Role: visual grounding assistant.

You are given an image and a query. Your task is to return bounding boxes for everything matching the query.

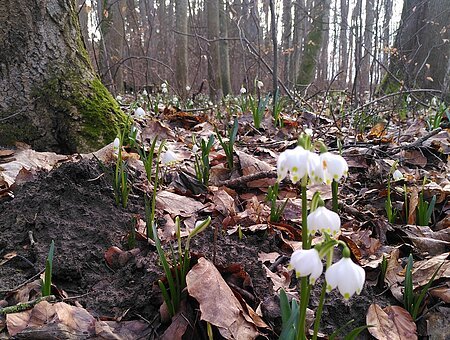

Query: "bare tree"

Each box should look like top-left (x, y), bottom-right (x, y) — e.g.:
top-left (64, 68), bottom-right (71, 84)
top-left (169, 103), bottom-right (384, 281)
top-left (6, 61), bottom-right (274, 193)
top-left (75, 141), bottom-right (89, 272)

top-left (206, 0), bottom-right (222, 101)
top-left (219, 0), bottom-right (232, 96)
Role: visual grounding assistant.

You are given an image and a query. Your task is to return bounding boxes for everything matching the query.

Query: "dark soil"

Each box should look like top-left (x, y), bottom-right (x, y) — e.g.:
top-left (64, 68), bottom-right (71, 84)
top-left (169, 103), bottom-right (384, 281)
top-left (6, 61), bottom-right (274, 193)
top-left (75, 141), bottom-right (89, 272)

top-left (0, 159), bottom-right (392, 338)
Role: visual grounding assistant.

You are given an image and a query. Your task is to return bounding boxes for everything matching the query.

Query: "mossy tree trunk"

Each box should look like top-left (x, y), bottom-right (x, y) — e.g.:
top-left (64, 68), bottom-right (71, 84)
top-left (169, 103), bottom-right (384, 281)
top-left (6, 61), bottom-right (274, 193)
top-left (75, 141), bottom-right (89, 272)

top-left (296, 0), bottom-right (330, 92)
top-left (0, 0), bottom-right (124, 153)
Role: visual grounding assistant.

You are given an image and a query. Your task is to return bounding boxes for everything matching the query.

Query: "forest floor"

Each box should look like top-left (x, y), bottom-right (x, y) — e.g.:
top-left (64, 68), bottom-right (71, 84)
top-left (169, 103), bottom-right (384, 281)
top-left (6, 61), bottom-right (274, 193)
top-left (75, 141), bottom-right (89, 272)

top-left (0, 96), bottom-right (449, 339)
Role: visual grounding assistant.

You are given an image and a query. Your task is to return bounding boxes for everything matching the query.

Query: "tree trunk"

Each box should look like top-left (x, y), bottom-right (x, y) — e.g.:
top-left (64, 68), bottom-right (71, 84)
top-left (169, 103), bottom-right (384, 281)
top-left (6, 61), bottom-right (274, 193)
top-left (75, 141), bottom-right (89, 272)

top-left (381, 0), bottom-right (450, 100)
top-left (339, 0), bottom-right (349, 87)
top-left (206, 0), bottom-right (222, 101)
top-left (0, 0), bottom-right (124, 153)
top-left (282, 0), bottom-right (292, 85)
top-left (296, 0), bottom-right (329, 92)
top-left (219, 0), bottom-right (232, 96)
top-left (175, 0), bottom-right (188, 97)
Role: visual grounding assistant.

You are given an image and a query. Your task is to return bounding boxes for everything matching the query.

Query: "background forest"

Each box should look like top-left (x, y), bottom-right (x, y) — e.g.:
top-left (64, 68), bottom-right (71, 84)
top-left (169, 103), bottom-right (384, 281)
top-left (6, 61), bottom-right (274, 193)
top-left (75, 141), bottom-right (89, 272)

top-left (78, 0), bottom-right (449, 103)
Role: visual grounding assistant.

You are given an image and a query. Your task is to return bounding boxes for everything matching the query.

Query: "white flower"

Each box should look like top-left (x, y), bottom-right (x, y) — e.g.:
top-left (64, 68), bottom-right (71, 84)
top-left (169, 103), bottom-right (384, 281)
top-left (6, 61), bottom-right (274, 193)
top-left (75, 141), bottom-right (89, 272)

top-left (304, 128), bottom-right (313, 136)
top-left (186, 86), bottom-right (191, 91)
top-left (161, 87), bottom-right (168, 94)
top-left (319, 152), bottom-right (348, 184)
top-left (134, 107), bottom-right (145, 118)
top-left (158, 103), bottom-right (165, 111)
top-left (161, 150), bottom-right (178, 165)
top-left (289, 248), bottom-right (323, 284)
top-left (392, 169), bottom-right (404, 181)
top-left (116, 95), bottom-right (123, 102)
top-left (161, 83), bottom-right (167, 88)
top-left (306, 152), bottom-right (322, 183)
top-left (142, 89), bottom-right (148, 96)
top-left (325, 257), bottom-right (365, 300)
top-left (277, 146), bottom-right (310, 183)
top-left (240, 87), bottom-right (247, 94)
top-left (113, 137), bottom-right (120, 155)
top-left (257, 80), bottom-right (263, 89)
top-left (172, 96), bottom-right (179, 104)
top-left (307, 206), bottom-right (341, 235)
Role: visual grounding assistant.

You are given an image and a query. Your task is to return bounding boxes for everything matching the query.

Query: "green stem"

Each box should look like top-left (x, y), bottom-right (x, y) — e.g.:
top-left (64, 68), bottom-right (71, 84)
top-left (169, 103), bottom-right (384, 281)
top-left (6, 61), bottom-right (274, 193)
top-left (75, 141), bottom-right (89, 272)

top-left (312, 283), bottom-right (327, 340)
top-left (332, 180), bottom-right (339, 213)
top-left (297, 181), bottom-right (310, 340)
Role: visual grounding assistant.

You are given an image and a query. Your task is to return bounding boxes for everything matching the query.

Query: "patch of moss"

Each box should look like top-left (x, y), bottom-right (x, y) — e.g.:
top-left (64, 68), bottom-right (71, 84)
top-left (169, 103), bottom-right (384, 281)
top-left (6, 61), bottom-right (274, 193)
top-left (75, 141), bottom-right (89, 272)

top-left (31, 68), bottom-right (125, 153)
top-left (76, 77), bottom-right (125, 151)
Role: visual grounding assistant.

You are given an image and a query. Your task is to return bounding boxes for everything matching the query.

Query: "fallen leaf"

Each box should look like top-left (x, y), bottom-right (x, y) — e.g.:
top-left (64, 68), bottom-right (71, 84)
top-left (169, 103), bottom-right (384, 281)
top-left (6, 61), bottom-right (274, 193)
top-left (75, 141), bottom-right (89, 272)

top-left (411, 252), bottom-right (450, 289)
top-left (366, 303), bottom-right (417, 340)
top-left (156, 190), bottom-right (204, 217)
top-left (408, 187), bottom-right (419, 225)
top-left (186, 257), bottom-right (259, 339)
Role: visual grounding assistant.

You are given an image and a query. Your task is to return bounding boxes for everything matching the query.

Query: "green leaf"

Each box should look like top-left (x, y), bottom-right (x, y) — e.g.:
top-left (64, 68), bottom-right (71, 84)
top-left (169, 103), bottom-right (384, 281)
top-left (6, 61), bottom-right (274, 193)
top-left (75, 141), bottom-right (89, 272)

top-left (42, 240), bottom-right (55, 297)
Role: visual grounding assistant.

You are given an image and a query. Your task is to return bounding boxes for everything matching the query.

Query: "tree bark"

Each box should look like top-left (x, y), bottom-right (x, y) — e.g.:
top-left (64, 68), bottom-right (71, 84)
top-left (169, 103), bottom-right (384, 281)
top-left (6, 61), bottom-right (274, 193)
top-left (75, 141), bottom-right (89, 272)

top-left (206, 0), bottom-right (222, 101)
top-left (219, 0), bottom-right (231, 96)
top-left (175, 0), bottom-right (188, 97)
top-left (0, 0), bottom-right (124, 153)
top-left (380, 0), bottom-right (450, 100)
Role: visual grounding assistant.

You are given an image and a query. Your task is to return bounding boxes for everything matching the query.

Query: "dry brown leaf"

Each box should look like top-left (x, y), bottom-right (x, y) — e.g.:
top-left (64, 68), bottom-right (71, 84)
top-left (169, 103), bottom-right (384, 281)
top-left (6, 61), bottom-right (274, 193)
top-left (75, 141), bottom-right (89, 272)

top-left (211, 188), bottom-right (237, 216)
top-left (258, 252), bottom-right (281, 264)
top-left (408, 187), bottom-right (419, 225)
top-left (0, 148), bottom-right (67, 187)
top-left (366, 304), bottom-right (417, 340)
top-left (186, 257), bottom-right (259, 339)
top-left (7, 301), bottom-right (96, 337)
top-left (236, 151), bottom-right (273, 176)
top-left (263, 264), bottom-right (292, 293)
top-left (367, 122), bottom-right (387, 139)
top-left (430, 283), bottom-right (450, 303)
top-left (411, 252), bottom-right (450, 289)
top-left (384, 248), bottom-right (404, 301)
top-left (422, 308), bottom-right (450, 339)
top-left (401, 149), bottom-right (427, 167)
top-left (156, 190), bottom-right (204, 217)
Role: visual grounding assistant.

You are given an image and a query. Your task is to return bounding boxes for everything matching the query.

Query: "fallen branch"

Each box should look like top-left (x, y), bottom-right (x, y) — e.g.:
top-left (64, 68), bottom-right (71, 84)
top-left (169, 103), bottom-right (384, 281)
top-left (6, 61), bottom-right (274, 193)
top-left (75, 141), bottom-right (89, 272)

top-left (388, 127), bottom-right (443, 155)
top-left (0, 295), bottom-right (56, 315)
top-left (216, 170), bottom-right (276, 188)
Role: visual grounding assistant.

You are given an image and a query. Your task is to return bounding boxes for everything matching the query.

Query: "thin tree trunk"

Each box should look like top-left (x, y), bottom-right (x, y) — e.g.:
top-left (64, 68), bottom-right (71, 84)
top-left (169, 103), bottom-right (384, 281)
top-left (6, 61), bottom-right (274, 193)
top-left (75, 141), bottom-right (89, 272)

top-left (206, 0), bottom-right (222, 101)
top-left (219, 0), bottom-right (231, 96)
top-left (175, 0), bottom-right (188, 97)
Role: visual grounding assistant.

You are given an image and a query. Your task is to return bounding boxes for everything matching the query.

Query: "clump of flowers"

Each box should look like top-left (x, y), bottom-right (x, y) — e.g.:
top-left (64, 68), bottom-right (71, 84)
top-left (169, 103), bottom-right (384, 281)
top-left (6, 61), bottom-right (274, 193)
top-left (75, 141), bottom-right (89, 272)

top-left (278, 132), bottom-right (366, 339)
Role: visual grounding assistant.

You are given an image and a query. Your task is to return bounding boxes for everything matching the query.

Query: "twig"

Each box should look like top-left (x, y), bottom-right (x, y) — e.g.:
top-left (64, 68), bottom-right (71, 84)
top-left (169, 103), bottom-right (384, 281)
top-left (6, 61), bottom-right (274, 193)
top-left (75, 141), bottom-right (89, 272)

top-left (388, 127), bottom-right (442, 155)
top-left (216, 170), bottom-right (276, 188)
top-left (0, 269), bottom-right (45, 293)
top-left (0, 295), bottom-right (56, 315)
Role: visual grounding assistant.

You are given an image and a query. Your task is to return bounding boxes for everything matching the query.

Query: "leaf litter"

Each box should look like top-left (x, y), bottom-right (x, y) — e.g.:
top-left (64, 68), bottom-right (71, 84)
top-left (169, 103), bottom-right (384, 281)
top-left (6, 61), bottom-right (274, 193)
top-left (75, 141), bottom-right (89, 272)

top-left (0, 100), bottom-right (449, 339)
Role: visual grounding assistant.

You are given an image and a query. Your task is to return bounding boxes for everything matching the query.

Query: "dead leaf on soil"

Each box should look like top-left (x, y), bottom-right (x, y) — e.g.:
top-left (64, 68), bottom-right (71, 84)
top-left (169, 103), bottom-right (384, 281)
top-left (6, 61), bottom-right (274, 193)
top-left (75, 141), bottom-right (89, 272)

top-left (408, 186), bottom-right (419, 224)
top-left (401, 149), bottom-right (427, 167)
top-left (411, 252), bottom-right (450, 290)
top-left (186, 257), bottom-right (259, 339)
top-left (258, 252), bottom-right (281, 264)
top-left (211, 187), bottom-right (237, 216)
top-left (156, 190), bottom-right (204, 217)
top-left (366, 304), bottom-right (417, 340)
top-left (263, 264), bottom-right (292, 293)
top-left (384, 248), bottom-right (404, 301)
top-left (430, 283), bottom-right (450, 303)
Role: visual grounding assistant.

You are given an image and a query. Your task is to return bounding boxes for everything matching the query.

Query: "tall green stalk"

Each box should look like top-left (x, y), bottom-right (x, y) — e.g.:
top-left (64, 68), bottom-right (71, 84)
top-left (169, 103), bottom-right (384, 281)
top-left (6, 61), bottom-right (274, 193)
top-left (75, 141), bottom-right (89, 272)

top-left (332, 180), bottom-right (339, 213)
top-left (297, 179), bottom-right (310, 340)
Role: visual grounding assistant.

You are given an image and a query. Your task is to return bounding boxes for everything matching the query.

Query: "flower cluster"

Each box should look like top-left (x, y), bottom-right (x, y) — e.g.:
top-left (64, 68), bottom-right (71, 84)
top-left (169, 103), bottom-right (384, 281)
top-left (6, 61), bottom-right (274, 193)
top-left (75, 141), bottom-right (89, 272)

top-left (277, 146), bottom-right (348, 185)
top-left (278, 139), bottom-right (365, 300)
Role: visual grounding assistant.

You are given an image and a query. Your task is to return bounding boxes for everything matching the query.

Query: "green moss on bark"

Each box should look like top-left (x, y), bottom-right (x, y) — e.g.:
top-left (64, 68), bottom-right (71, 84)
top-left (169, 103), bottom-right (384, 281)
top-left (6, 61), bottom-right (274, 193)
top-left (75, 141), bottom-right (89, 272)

top-left (31, 69), bottom-right (125, 153)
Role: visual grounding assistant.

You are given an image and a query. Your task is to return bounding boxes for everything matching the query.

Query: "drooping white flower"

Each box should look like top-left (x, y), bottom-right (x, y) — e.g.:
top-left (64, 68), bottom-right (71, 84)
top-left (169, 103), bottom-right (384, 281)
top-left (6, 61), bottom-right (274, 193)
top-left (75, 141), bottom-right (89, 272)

top-left (307, 206), bottom-right (341, 236)
top-left (289, 248), bottom-right (323, 284)
top-left (134, 107), bottom-right (145, 119)
top-left (172, 96), bottom-right (179, 104)
top-left (142, 89), bottom-right (148, 96)
top-left (161, 87), bottom-right (168, 94)
top-left (186, 85), bottom-right (191, 91)
top-left (161, 149), bottom-right (178, 165)
top-left (319, 152), bottom-right (348, 184)
top-left (257, 80), bottom-right (264, 89)
top-left (116, 95), bottom-right (123, 102)
top-left (277, 146), bottom-right (309, 183)
top-left (158, 102), bottom-right (165, 111)
top-left (113, 137), bottom-right (120, 155)
top-left (161, 83), bottom-right (167, 89)
top-left (325, 257), bottom-right (365, 300)
top-left (306, 151), bottom-right (322, 183)
top-left (240, 87), bottom-right (247, 94)
top-left (392, 169), bottom-right (404, 181)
